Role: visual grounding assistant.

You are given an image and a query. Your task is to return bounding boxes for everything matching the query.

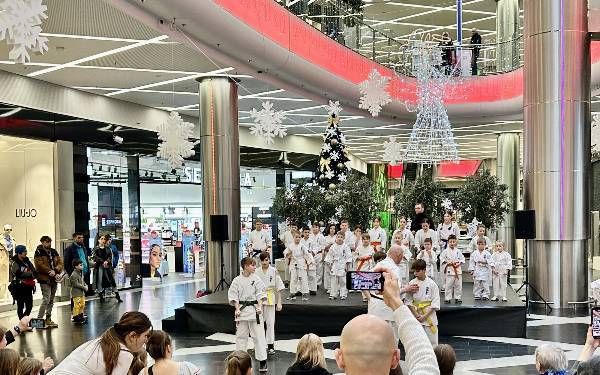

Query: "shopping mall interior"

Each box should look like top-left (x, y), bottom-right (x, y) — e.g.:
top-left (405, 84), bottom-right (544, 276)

top-left (0, 0), bottom-right (599, 374)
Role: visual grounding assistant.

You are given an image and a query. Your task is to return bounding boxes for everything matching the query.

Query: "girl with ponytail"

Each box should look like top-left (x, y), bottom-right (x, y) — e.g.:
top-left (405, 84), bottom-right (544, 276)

top-left (50, 311), bottom-right (152, 374)
top-left (225, 350), bottom-right (252, 375)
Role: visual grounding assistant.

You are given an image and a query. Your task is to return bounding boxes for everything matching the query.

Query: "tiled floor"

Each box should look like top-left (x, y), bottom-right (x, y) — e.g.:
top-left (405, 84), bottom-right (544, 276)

top-left (0, 273), bottom-right (595, 375)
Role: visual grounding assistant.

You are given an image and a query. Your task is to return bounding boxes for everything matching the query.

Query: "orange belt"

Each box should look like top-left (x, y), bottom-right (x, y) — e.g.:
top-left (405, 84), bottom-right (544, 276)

top-left (357, 256), bottom-right (372, 271)
top-left (370, 241), bottom-right (381, 247)
top-left (444, 263), bottom-right (460, 280)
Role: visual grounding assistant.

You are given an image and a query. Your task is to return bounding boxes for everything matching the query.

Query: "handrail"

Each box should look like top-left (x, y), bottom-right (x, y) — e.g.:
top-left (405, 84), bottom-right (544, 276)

top-left (276, 0), bottom-right (524, 78)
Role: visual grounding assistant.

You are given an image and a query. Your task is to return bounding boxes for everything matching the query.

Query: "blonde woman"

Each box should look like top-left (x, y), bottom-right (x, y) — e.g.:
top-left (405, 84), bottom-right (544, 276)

top-left (18, 357), bottom-right (54, 375)
top-left (286, 333), bottom-right (331, 375)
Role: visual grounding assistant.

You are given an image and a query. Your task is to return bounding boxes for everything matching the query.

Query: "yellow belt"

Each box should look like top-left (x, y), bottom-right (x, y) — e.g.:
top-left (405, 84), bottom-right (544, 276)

top-left (265, 287), bottom-right (277, 305)
top-left (412, 300), bottom-right (438, 334)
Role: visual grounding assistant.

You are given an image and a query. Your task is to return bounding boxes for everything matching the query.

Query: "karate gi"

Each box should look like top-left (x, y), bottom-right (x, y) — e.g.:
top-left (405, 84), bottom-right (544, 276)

top-left (256, 266), bottom-right (285, 346)
top-left (228, 273), bottom-right (268, 361)
top-left (307, 232), bottom-right (326, 287)
top-left (392, 228), bottom-right (414, 248)
top-left (468, 235), bottom-right (492, 253)
top-left (491, 250), bottom-right (512, 299)
top-left (416, 249), bottom-right (438, 281)
top-left (284, 243), bottom-right (312, 295)
top-left (323, 235), bottom-right (336, 292)
top-left (354, 244), bottom-right (374, 271)
top-left (248, 229), bottom-right (270, 258)
top-left (301, 238), bottom-right (318, 293)
top-left (414, 229), bottom-right (440, 253)
top-left (368, 257), bottom-right (402, 342)
top-left (325, 243), bottom-right (352, 299)
top-left (397, 246), bottom-right (413, 285)
top-left (437, 222), bottom-right (460, 250)
top-left (469, 249), bottom-right (493, 299)
top-left (404, 276), bottom-right (440, 346)
top-left (368, 227), bottom-right (388, 250)
top-left (280, 230), bottom-right (295, 283)
top-left (440, 247), bottom-right (465, 301)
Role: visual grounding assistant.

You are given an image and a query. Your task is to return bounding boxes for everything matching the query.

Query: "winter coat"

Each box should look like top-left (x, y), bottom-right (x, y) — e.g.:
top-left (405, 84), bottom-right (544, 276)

top-left (69, 269), bottom-right (86, 298)
top-left (285, 362), bottom-right (332, 375)
top-left (34, 245), bottom-right (64, 284)
top-left (93, 246), bottom-right (112, 270)
top-left (10, 255), bottom-right (37, 289)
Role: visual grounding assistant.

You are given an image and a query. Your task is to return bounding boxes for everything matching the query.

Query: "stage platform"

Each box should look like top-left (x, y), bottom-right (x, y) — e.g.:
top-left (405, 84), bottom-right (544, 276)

top-left (163, 282), bottom-right (526, 338)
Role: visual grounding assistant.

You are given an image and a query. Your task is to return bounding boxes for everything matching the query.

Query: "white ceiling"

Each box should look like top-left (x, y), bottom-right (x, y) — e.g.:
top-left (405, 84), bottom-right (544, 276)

top-left (0, 0), bottom-right (529, 163)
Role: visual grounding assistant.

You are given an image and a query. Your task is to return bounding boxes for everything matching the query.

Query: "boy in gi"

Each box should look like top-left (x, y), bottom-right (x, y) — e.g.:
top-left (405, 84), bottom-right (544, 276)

top-left (416, 237), bottom-right (438, 282)
top-left (228, 257), bottom-right (268, 372)
top-left (355, 233), bottom-right (375, 302)
top-left (491, 240), bottom-right (512, 301)
top-left (325, 231), bottom-right (352, 300)
top-left (256, 252), bottom-right (284, 355)
top-left (368, 216), bottom-right (388, 252)
top-left (440, 234), bottom-right (465, 304)
top-left (301, 227), bottom-right (318, 295)
top-left (468, 224), bottom-right (492, 253)
top-left (308, 223), bottom-right (326, 289)
top-left (405, 259), bottom-right (440, 346)
top-left (469, 238), bottom-right (493, 300)
top-left (284, 230), bottom-right (313, 301)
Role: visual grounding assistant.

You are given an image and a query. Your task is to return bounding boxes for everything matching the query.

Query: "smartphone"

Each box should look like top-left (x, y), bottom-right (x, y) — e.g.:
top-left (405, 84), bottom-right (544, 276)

top-left (29, 318), bottom-right (45, 329)
top-left (592, 307), bottom-right (600, 339)
top-left (346, 271), bottom-right (384, 291)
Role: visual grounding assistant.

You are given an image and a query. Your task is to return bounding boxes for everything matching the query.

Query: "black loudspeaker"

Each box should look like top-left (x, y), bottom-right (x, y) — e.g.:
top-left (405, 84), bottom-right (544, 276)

top-left (515, 210), bottom-right (536, 239)
top-left (210, 215), bottom-right (229, 241)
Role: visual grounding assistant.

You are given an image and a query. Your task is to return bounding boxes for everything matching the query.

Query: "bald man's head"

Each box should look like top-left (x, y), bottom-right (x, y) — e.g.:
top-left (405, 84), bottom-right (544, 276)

top-left (387, 245), bottom-right (403, 264)
top-left (335, 314), bottom-right (400, 375)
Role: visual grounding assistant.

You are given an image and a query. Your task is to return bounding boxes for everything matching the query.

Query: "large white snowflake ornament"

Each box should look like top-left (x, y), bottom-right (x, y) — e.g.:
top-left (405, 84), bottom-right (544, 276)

top-left (157, 111), bottom-right (197, 170)
top-left (359, 69), bottom-right (392, 117)
top-left (249, 101), bottom-right (287, 145)
top-left (0, 0), bottom-right (49, 63)
top-left (441, 198), bottom-right (453, 211)
top-left (325, 100), bottom-right (343, 117)
top-left (382, 136), bottom-right (403, 166)
top-left (467, 217), bottom-right (481, 238)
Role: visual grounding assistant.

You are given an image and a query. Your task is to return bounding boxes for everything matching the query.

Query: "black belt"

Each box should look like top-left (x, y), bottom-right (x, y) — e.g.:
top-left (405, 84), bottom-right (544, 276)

top-left (240, 300), bottom-right (260, 324)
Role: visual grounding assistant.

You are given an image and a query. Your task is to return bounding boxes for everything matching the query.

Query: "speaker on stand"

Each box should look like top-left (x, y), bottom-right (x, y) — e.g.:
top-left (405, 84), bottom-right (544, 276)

top-left (210, 215), bottom-right (229, 292)
top-left (514, 210), bottom-right (552, 312)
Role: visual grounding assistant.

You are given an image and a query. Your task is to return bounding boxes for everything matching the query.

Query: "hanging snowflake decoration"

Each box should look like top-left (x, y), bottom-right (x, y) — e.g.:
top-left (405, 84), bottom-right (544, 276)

top-left (325, 100), bottom-right (343, 117)
top-left (328, 216), bottom-right (339, 225)
top-left (0, 0), bottom-right (49, 63)
top-left (249, 101), bottom-right (287, 144)
top-left (382, 136), bottom-right (403, 166)
top-left (335, 206), bottom-right (343, 218)
top-left (156, 111), bottom-right (197, 169)
top-left (359, 69), bottom-right (392, 117)
top-left (467, 217), bottom-right (481, 238)
top-left (441, 198), bottom-right (453, 211)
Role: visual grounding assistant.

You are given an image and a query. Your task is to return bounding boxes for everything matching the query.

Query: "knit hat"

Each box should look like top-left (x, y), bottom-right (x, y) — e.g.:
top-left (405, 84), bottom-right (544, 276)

top-left (15, 245), bottom-right (27, 254)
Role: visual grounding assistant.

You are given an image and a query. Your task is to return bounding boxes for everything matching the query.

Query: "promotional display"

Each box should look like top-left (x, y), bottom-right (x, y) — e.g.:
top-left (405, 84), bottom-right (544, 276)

top-left (182, 231), bottom-right (195, 276)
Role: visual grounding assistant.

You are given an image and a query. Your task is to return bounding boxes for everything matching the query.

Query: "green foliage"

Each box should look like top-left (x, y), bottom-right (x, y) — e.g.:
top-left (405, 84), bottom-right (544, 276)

top-left (336, 173), bottom-right (379, 229)
top-left (372, 167), bottom-right (387, 212)
top-left (272, 179), bottom-right (330, 227)
top-left (393, 170), bottom-right (446, 224)
top-left (451, 169), bottom-right (510, 230)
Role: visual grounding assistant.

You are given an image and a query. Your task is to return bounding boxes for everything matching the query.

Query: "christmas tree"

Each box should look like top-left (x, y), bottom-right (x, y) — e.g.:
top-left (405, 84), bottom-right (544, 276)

top-left (315, 101), bottom-right (351, 190)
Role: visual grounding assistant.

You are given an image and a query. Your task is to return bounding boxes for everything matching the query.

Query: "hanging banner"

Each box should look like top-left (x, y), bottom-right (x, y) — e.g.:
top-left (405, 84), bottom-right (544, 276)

top-left (182, 231), bottom-right (195, 276)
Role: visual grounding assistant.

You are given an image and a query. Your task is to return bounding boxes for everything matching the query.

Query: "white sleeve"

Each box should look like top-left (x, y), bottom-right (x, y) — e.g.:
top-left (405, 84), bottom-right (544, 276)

top-left (393, 307), bottom-right (440, 375)
top-left (468, 238), bottom-right (476, 252)
top-left (276, 274), bottom-right (285, 291)
top-left (255, 278), bottom-right (267, 301)
top-left (382, 229), bottom-right (388, 249)
top-left (430, 282), bottom-right (441, 310)
top-left (453, 223), bottom-right (460, 238)
top-left (227, 278), bottom-right (239, 305)
top-left (468, 254), bottom-right (475, 271)
top-left (414, 231), bottom-right (421, 249)
top-left (458, 251), bottom-right (466, 264)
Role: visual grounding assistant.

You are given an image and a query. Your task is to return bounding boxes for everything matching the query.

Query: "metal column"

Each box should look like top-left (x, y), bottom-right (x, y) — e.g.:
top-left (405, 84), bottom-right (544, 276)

top-left (497, 132), bottom-right (519, 258)
top-left (523, 0), bottom-right (590, 306)
top-left (496, 0), bottom-right (521, 71)
top-left (198, 77), bottom-right (241, 291)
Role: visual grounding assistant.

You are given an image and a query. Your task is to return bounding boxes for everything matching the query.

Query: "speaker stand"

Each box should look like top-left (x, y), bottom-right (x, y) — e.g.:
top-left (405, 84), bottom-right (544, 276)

top-left (515, 239), bottom-right (553, 313)
top-left (213, 240), bottom-right (229, 292)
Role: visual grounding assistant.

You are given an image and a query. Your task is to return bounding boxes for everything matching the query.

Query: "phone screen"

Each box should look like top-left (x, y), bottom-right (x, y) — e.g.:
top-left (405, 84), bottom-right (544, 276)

top-left (29, 318), bottom-right (45, 329)
top-left (346, 271), bottom-right (384, 291)
top-left (592, 308), bottom-right (600, 339)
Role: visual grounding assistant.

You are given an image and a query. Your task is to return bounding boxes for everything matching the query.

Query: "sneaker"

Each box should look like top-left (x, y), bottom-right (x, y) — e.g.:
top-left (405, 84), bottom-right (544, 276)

top-left (490, 296), bottom-right (499, 301)
top-left (309, 291), bottom-right (317, 296)
top-left (455, 299), bottom-right (462, 304)
top-left (45, 318), bottom-right (58, 328)
top-left (287, 295), bottom-right (296, 301)
top-left (474, 296), bottom-right (481, 300)
top-left (328, 296), bottom-right (335, 300)
top-left (268, 344), bottom-right (275, 355)
top-left (301, 295), bottom-right (308, 301)
top-left (502, 297), bottom-right (508, 302)
top-left (482, 296), bottom-right (489, 301)
top-left (259, 360), bottom-right (268, 372)
top-left (295, 291), bottom-right (302, 297)
top-left (444, 299), bottom-right (452, 304)
top-left (340, 296), bottom-right (347, 300)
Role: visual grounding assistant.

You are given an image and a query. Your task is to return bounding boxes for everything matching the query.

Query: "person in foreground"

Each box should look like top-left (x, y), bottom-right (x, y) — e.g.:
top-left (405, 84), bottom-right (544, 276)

top-left (224, 350), bottom-right (252, 375)
top-left (139, 330), bottom-right (200, 375)
top-left (535, 344), bottom-right (567, 375)
top-left (569, 326), bottom-right (600, 375)
top-left (49, 311), bottom-right (151, 374)
top-left (286, 333), bottom-right (331, 375)
top-left (334, 264), bottom-right (440, 375)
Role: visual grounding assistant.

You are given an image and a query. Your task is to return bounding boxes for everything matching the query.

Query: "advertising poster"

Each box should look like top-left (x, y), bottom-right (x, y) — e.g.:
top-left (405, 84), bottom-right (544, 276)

top-left (182, 231), bottom-right (195, 276)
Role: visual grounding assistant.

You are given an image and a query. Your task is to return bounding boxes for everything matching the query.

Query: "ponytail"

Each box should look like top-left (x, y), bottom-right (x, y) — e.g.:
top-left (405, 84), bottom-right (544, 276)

top-left (225, 350), bottom-right (251, 375)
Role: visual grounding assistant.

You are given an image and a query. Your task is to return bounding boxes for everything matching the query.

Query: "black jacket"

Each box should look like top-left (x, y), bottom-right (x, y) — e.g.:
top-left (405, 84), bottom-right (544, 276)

top-left (285, 362), bottom-right (331, 375)
top-left (411, 212), bottom-right (434, 232)
top-left (64, 242), bottom-right (90, 275)
top-left (470, 32), bottom-right (482, 54)
top-left (93, 246), bottom-right (112, 269)
top-left (10, 255), bottom-right (37, 286)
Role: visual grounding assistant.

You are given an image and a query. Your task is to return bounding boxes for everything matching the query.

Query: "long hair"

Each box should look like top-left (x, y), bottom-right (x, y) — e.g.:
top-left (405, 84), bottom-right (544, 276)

top-left (225, 350), bottom-right (251, 375)
top-left (17, 357), bottom-right (42, 375)
top-left (294, 333), bottom-right (327, 369)
top-left (0, 348), bottom-right (20, 375)
top-left (99, 312), bottom-right (152, 374)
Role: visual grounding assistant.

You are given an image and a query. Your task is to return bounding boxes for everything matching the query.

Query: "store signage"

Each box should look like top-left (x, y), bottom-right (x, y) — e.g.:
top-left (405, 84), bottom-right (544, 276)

top-left (183, 167), bottom-right (202, 183)
top-left (15, 208), bottom-right (37, 218)
top-left (102, 218), bottom-right (122, 226)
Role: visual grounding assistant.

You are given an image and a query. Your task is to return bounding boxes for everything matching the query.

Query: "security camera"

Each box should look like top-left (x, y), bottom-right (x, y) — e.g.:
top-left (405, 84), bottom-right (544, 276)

top-left (113, 135), bottom-right (124, 144)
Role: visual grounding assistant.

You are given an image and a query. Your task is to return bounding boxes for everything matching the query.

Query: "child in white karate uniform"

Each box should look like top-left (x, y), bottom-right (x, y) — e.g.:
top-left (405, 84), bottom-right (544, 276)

top-left (323, 224), bottom-right (337, 294)
top-left (437, 211), bottom-right (460, 251)
top-left (308, 223), bottom-right (326, 290)
top-left (301, 227), bottom-right (318, 295)
top-left (440, 234), bottom-right (465, 304)
top-left (284, 230), bottom-right (313, 301)
top-left (416, 237), bottom-right (438, 282)
top-left (368, 216), bottom-right (387, 252)
top-left (491, 240), bottom-right (513, 301)
top-left (468, 224), bottom-right (492, 253)
top-left (469, 238), bottom-right (493, 300)
top-left (405, 259), bottom-right (441, 346)
top-left (256, 252), bottom-right (284, 355)
top-left (280, 223), bottom-right (298, 285)
top-left (354, 233), bottom-right (375, 302)
top-left (414, 219), bottom-right (440, 255)
top-left (392, 216), bottom-right (414, 248)
top-left (392, 233), bottom-right (412, 285)
top-left (228, 257), bottom-right (268, 372)
top-left (325, 231), bottom-right (352, 300)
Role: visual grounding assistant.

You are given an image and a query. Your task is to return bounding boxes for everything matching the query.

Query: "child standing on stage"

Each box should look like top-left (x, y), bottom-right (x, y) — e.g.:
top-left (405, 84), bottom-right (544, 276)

top-left (301, 227), bottom-right (318, 296)
top-left (248, 219), bottom-right (271, 259)
top-left (368, 216), bottom-right (387, 252)
top-left (405, 259), bottom-right (441, 346)
top-left (308, 223), bottom-right (326, 290)
top-left (440, 234), bottom-right (465, 304)
top-left (416, 237), bottom-right (438, 282)
top-left (325, 231), bottom-right (352, 300)
top-left (414, 219), bottom-right (440, 254)
top-left (393, 216), bottom-right (414, 249)
top-left (284, 230), bottom-right (313, 301)
top-left (491, 241), bottom-right (512, 302)
top-left (256, 252), bottom-right (284, 355)
top-left (280, 223), bottom-right (298, 286)
top-left (392, 233), bottom-right (412, 285)
top-left (437, 211), bottom-right (460, 251)
top-left (468, 224), bottom-right (492, 253)
top-left (228, 257), bottom-right (268, 373)
top-left (355, 233), bottom-right (375, 302)
top-left (323, 224), bottom-right (337, 294)
top-left (469, 238), bottom-right (493, 300)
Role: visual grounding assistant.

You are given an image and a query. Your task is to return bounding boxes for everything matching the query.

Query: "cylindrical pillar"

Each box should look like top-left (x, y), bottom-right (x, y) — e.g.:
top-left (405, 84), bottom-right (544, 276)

top-left (496, 132), bottom-right (519, 258)
top-left (198, 77), bottom-right (241, 291)
top-left (523, 0), bottom-right (590, 306)
top-left (496, 0), bottom-right (520, 72)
